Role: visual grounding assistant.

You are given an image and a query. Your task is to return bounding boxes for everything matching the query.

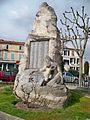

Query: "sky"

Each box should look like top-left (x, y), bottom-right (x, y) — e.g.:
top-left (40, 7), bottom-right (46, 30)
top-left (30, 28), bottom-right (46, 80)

top-left (0, 0), bottom-right (90, 61)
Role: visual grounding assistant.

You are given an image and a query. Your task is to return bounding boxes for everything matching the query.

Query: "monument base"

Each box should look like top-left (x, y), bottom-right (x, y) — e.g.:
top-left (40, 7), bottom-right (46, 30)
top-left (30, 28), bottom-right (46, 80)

top-left (14, 69), bottom-right (68, 109)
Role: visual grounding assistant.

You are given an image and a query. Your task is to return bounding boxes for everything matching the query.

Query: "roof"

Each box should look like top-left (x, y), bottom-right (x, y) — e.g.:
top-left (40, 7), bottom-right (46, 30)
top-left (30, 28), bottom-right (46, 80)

top-left (0, 39), bottom-right (25, 45)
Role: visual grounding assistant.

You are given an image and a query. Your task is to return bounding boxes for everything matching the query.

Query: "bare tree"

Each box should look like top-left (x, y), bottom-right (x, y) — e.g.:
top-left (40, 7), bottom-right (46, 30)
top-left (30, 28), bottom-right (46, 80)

top-left (60, 6), bottom-right (90, 86)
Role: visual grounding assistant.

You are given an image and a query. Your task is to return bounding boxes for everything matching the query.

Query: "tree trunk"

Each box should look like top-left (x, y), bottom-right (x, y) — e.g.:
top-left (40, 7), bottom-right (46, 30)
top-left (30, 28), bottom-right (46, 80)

top-left (79, 56), bottom-right (83, 87)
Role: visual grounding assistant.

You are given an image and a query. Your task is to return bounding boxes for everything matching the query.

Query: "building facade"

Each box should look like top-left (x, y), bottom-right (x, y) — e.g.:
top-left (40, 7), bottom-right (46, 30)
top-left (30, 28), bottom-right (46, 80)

top-left (0, 39), bottom-right (84, 72)
top-left (62, 47), bottom-right (80, 71)
top-left (0, 39), bottom-right (25, 71)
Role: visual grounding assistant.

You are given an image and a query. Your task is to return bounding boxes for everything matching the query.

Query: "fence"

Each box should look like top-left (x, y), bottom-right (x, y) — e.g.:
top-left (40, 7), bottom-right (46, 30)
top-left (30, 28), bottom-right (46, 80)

top-left (65, 80), bottom-right (90, 89)
top-left (81, 80), bottom-right (90, 88)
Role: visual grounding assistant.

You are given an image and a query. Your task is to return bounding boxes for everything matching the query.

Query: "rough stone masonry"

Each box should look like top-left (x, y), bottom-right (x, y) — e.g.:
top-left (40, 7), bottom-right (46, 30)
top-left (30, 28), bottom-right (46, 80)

top-left (14, 2), bottom-right (68, 109)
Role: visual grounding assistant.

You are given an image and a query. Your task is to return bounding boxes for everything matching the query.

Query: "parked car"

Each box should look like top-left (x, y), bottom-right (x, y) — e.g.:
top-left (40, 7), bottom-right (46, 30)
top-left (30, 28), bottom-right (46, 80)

top-left (63, 72), bottom-right (79, 83)
top-left (0, 70), bottom-right (17, 82)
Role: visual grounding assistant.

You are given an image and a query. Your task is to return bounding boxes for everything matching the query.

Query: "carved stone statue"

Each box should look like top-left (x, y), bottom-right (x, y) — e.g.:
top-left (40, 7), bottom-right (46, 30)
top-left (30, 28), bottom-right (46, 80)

top-left (39, 55), bottom-right (62, 86)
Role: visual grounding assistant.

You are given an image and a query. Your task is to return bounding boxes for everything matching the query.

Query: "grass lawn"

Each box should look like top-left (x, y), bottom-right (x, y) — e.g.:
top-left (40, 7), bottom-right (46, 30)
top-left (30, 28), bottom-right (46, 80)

top-left (0, 84), bottom-right (90, 120)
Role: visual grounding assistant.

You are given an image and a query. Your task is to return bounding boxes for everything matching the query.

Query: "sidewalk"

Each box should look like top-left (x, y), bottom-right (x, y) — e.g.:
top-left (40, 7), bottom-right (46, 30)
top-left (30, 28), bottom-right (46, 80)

top-left (0, 112), bottom-right (24, 120)
top-left (65, 84), bottom-right (78, 89)
top-left (65, 83), bottom-right (90, 90)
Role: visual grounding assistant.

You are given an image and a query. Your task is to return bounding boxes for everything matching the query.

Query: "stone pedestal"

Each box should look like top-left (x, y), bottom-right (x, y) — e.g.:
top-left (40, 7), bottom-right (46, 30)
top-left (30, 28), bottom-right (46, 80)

top-left (14, 69), bottom-right (67, 109)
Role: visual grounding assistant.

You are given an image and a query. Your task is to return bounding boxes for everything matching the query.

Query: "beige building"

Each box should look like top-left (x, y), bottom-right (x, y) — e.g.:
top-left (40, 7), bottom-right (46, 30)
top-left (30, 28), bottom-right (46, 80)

top-left (0, 39), bottom-right (25, 71)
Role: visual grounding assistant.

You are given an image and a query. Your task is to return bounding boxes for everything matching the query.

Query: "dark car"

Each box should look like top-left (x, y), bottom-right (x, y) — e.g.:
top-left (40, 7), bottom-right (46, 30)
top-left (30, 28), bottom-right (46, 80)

top-left (0, 70), bottom-right (17, 82)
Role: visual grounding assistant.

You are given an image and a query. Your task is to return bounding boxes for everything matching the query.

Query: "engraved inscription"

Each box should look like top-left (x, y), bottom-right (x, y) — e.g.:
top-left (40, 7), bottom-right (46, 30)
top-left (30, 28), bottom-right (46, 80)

top-left (30, 41), bottom-right (49, 69)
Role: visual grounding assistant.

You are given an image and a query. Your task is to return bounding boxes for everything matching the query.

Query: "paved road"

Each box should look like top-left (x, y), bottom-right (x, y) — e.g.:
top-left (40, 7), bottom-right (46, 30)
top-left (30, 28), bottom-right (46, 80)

top-left (0, 112), bottom-right (24, 120)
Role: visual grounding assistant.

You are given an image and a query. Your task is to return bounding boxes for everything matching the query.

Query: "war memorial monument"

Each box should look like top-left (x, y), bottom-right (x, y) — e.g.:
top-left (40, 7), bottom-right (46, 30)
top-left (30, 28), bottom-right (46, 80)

top-left (14, 2), bottom-right (68, 109)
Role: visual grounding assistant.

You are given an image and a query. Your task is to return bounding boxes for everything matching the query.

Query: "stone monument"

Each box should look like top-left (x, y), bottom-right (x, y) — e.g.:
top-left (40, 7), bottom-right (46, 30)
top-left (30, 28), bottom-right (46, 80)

top-left (14, 2), bottom-right (67, 109)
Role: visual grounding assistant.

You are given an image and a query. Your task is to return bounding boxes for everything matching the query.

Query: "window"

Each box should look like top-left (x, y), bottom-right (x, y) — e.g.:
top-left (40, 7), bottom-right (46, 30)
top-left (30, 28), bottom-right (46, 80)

top-left (4, 52), bottom-right (8, 60)
top-left (76, 67), bottom-right (79, 71)
top-left (77, 58), bottom-right (79, 64)
top-left (68, 51), bottom-right (70, 56)
top-left (71, 50), bottom-right (74, 56)
top-left (64, 50), bottom-right (67, 55)
top-left (64, 60), bottom-right (69, 65)
top-left (6, 45), bottom-right (9, 49)
top-left (64, 50), bottom-right (70, 56)
top-left (11, 53), bottom-right (14, 60)
top-left (70, 58), bottom-right (75, 64)
top-left (70, 67), bottom-right (75, 70)
top-left (19, 46), bottom-right (22, 50)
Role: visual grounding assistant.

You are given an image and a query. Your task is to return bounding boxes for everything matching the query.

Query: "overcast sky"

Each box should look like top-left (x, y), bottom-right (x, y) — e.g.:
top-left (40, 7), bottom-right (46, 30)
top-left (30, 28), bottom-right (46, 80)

top-left (0, 0), bottom-right (90, 61)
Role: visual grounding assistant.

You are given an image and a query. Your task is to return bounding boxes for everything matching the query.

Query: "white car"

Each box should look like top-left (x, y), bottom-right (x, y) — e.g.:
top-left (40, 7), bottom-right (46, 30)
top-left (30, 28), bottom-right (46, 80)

top-left (63, 72), bottom-right (79, 83)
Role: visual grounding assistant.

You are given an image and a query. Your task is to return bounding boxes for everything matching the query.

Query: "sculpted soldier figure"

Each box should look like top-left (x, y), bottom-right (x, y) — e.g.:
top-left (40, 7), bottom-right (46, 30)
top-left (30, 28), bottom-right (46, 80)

top-left (40, 55), bottom-right (63, 86)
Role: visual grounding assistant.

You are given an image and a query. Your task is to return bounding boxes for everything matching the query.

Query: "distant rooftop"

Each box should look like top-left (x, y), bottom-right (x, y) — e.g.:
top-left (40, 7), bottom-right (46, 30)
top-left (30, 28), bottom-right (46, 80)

top-left (0, 39), bottom-right (25, 45)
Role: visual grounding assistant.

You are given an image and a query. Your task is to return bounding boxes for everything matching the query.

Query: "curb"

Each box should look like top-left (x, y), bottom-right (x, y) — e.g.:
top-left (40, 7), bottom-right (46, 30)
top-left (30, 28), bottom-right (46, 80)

top-left (0, 111), bottom-right (24, 120)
